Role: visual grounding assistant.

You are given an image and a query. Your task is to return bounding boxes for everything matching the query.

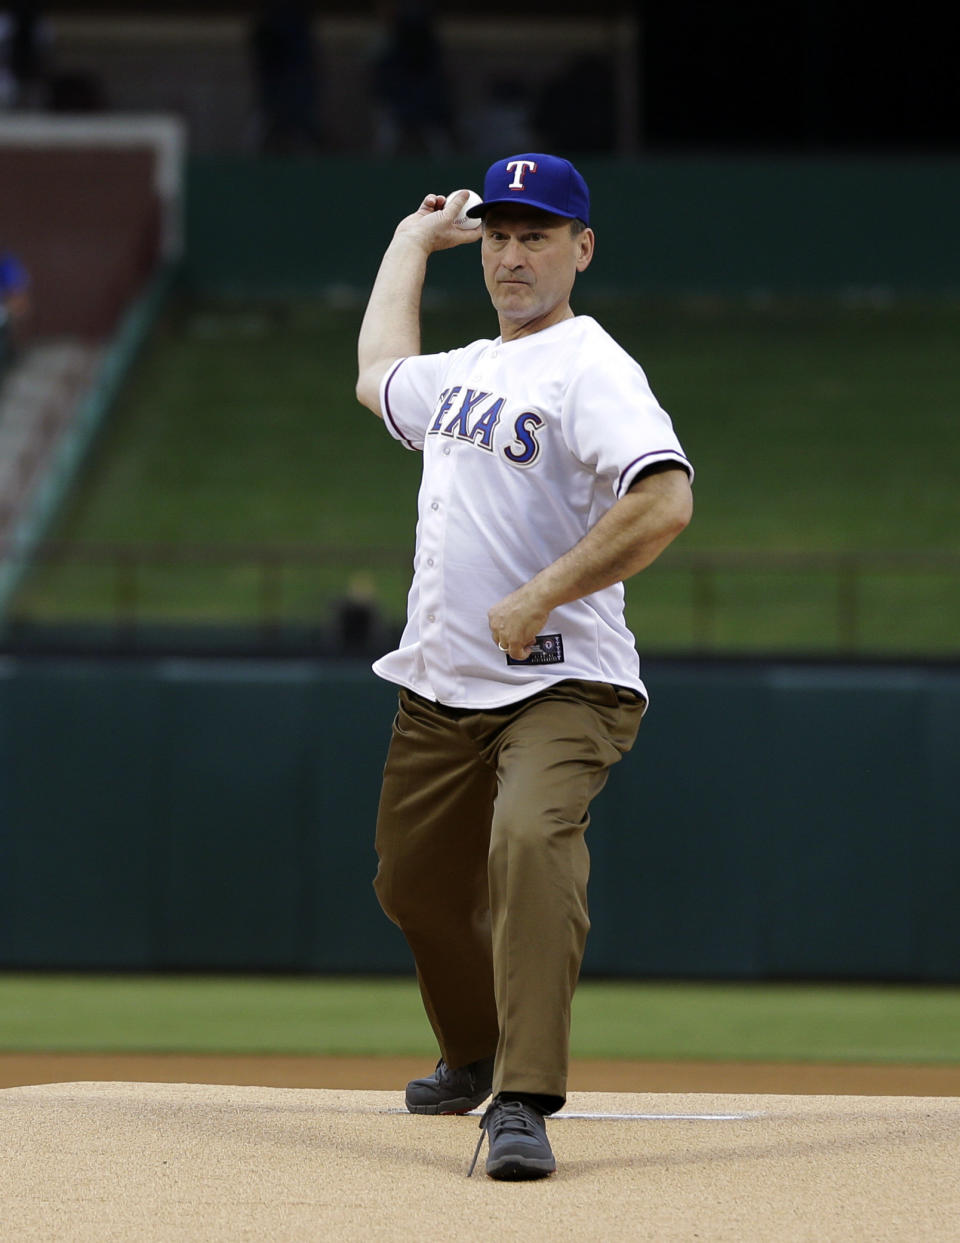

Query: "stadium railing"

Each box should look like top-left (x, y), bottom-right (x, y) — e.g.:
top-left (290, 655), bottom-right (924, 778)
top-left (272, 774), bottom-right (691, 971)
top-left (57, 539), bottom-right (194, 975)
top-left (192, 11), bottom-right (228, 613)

top-left (2, 541), bottom-right (958, 659)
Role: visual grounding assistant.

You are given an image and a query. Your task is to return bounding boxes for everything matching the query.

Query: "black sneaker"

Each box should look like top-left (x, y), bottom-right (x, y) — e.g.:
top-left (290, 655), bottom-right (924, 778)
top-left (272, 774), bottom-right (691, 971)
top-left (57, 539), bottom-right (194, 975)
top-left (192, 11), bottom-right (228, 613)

top-left (405, 1056), bottom-right (495, 1115)
top-left (469, 1096), bottom-right (556, 1180)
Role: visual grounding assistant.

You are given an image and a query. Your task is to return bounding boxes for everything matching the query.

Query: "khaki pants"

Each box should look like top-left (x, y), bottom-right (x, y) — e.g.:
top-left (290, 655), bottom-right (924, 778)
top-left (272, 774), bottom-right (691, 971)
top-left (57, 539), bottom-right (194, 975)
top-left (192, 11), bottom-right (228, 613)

top-left (373, 679), bottom-right (645, 1109)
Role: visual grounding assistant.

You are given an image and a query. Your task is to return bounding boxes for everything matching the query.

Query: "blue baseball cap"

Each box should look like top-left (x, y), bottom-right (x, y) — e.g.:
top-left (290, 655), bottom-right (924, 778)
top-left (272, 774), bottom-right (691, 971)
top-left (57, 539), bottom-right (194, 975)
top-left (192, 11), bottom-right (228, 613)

top-left (466, 153), bottom-right (590, 226)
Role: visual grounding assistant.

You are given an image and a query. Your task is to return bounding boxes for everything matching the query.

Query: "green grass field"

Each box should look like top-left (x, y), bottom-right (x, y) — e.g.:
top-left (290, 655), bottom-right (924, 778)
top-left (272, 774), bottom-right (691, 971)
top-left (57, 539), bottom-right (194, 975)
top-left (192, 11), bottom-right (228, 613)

top-left (11, 296), bottom-right (960, 653)
top-left (2, 975), bottom-right (960, 1065)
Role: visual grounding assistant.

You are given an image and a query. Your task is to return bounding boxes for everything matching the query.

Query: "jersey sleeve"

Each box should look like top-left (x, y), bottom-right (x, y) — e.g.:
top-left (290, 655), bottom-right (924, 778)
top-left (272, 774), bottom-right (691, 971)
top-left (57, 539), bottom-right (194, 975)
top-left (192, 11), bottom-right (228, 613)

top-left (378, 352), bottom-right (450, 452)
top-left (561, 342), bottom-right (693, 497)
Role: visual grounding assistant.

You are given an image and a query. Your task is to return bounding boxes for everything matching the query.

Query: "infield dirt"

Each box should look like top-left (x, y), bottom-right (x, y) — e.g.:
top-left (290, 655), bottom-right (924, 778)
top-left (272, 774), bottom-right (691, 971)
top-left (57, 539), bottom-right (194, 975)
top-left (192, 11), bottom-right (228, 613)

top-left (2, 1080), bottom-right (958, 1241)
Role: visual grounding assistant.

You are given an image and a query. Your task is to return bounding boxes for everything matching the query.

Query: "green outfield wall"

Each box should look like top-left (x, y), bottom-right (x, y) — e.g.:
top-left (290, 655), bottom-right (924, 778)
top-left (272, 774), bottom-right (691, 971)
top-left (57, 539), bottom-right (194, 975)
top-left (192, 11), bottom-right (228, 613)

top-left (1, 657), bottom-right (958, 980)
top-left (183, 155), bottom-right (960, 299)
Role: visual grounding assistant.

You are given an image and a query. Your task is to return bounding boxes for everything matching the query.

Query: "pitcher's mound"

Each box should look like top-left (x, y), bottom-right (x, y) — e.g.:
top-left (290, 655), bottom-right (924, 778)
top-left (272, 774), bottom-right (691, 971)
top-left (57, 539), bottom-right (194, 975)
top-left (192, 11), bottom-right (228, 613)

top-left (1, 1082), bottom-right (957, 1241)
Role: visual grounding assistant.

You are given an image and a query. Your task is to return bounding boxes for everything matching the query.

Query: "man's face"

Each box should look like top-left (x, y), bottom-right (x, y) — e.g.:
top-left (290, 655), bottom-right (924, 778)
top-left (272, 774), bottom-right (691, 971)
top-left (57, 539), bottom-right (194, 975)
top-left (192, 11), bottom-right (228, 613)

top-left (480, 206), bottom-right (594, 334)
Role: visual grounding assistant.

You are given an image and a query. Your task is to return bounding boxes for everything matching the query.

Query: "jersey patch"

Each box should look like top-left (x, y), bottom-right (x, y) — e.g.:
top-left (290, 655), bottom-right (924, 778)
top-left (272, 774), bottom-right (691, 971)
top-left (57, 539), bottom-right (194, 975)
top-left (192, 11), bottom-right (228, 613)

top-left (506, 633), bottom-right (565, 666)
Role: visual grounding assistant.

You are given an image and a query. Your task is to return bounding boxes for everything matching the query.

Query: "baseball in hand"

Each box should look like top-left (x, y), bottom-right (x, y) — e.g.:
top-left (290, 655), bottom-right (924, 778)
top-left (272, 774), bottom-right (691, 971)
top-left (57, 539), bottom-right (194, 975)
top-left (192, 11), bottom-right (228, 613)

top-left (450, 189), bottom-right (483, 230)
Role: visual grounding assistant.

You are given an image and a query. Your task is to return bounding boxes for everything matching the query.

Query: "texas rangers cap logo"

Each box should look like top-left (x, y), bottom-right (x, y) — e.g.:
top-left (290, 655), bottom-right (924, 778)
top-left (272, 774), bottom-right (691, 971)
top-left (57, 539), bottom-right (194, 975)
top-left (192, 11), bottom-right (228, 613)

top-left (505, 159), bottom-right (538, 190)
top-left (466, 153), bottom-right (591, 225)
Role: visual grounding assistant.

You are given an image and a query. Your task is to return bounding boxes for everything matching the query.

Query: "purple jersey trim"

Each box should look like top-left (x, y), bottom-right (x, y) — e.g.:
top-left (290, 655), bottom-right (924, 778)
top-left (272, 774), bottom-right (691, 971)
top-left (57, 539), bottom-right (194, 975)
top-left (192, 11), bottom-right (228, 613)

top-left (617, 451), bottom-right (692, 496)
top-left (382, 358), bottom-right (421, 452)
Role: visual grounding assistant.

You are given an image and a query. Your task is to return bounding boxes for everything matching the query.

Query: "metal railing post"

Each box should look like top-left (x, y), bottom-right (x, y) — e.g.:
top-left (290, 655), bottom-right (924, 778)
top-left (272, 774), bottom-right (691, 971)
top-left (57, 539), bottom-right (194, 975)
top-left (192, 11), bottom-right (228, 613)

top-left (692, 559), bottom-right (715, 650)
top-left (837, 554), bottom-right (859, 652)
top-left (259, 555), bottom-right (282, 641)
top-left (114, 547), bottom-right (139, 640)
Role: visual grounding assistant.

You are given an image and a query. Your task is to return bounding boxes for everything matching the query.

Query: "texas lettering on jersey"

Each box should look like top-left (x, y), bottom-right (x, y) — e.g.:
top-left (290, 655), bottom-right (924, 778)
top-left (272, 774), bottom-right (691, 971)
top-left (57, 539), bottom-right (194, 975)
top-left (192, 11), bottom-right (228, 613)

top-left (427, 385), bottom-right (543, 467)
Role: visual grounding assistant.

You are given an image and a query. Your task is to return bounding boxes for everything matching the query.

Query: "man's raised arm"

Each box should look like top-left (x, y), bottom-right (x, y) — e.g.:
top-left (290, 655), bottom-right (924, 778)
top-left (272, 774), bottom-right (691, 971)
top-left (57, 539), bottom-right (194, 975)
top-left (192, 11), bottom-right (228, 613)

top-left (356, 190), bottom-right (480, 417)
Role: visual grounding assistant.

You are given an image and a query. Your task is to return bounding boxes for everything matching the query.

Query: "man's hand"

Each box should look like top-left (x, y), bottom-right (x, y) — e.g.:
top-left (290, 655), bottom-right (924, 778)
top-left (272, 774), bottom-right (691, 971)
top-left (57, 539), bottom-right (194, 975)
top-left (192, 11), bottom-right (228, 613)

top-left (393, 190), bottom-right (483, 255)
top-left (488, 583), bottom-right (551, 661)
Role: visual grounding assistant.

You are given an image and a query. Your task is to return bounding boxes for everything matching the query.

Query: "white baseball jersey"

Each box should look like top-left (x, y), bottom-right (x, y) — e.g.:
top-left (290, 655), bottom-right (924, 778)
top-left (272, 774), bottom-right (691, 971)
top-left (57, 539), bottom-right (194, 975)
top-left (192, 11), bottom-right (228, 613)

top-left (373, 315), bottom-right (693, 709)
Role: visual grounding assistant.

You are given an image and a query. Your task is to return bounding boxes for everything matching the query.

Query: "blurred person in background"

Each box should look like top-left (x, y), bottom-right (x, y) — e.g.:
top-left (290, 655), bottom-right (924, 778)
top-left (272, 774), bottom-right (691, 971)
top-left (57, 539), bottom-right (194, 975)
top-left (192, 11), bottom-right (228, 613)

top-left (532, 53), bottom-right (617, 154)
top-left (0, 1), bottom-right (52, 111)
top-left (369, 2), bottom-right (455, 156)
top-left (249, 0), bottom-right (324, 154)
top-left (466, 76), bottom-right (536, 156)
top-left (0, 246), bottom-right (31, 373)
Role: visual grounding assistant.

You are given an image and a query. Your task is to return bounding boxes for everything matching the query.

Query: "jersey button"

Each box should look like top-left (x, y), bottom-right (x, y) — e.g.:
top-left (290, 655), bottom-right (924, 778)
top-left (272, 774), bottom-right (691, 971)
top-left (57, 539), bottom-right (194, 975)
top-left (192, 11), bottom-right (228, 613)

top-left (427, 558), bottom-right (435, 567)
top-left (427, 613), bottom-right (436, 622)
top-left (430, 501), bottom-right (439, 510)
top-left (443, 446), bottom-right (451, 455)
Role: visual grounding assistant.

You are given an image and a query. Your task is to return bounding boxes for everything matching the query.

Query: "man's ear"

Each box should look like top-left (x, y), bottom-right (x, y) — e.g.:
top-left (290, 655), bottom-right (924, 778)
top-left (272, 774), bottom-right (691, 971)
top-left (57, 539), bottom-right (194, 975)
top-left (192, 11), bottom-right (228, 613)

top-left (576, 228), bottom-right (595, 272)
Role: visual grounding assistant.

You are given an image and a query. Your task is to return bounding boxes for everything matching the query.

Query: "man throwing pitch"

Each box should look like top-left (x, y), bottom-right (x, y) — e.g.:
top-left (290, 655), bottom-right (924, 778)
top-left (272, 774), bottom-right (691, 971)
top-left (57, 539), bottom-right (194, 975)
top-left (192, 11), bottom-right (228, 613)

top-left (355, 154), bottom-right (693, 1180)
